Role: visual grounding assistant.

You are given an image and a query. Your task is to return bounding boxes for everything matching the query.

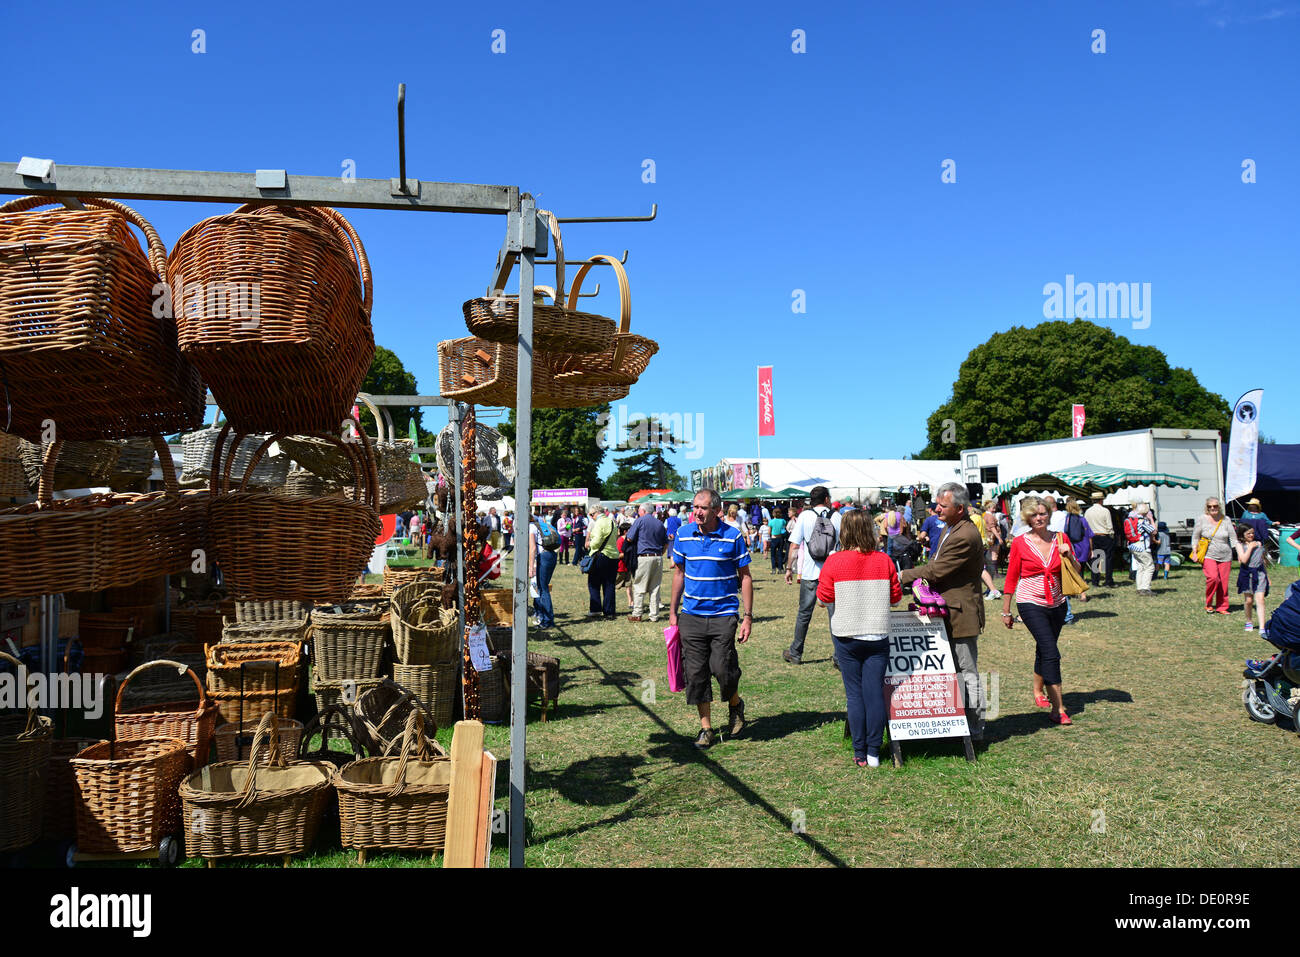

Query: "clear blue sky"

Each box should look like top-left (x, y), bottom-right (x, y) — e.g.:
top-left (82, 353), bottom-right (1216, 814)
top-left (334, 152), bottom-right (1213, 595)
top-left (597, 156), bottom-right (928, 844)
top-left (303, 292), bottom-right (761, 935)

top-left (6, 0), bottom-right (1296, 481)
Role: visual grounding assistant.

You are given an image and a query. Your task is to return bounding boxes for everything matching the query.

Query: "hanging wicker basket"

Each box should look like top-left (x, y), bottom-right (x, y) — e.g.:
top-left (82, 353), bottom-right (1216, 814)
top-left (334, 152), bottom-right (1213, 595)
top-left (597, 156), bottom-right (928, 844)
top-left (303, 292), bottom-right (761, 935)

top-left (0, 437), bottom-right (208, 600)
top-left (438, 335), bottom-right (631, 409)
top-left (435, 421), bottom-right (513, 487)
top-left (206, 423), bottom-right (380, 601)
top-left (0, 196), bottom-right (206, 441)
top-left (550, 254), bottom-right (658, 385)
top-left (168, 203), bottom-right (375, 435)
top-left (181, 423), bottom-right (289, 489)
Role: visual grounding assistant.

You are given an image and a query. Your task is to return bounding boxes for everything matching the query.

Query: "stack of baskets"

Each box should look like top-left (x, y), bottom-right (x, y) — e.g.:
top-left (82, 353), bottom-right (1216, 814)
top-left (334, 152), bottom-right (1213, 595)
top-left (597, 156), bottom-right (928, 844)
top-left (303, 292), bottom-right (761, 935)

top-left (310, 602), bottom-right (389, 743)
top-left (388, 580), bottom-right (461, 733)
top-left (204, 641), bottom-right (303, 727)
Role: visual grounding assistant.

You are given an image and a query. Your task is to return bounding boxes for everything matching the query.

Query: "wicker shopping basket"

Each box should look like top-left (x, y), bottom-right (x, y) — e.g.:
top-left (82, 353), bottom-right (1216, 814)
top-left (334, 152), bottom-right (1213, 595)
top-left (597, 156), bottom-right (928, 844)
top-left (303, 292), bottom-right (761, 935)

top-left (310, 603), bottom-right (388, 680)
top-left (0, 196), bottom-right (206, 441)
top-left (205, 642), bottom-right (302, 725)
top-left (70, 737), bottom-right (191, 854)
top-left (335, 710), bottom-right (450, 855)
top-left (206, 424), bottom-right (380, 601)
top-left (0, 437), bottom-right (208, 600)
top-left (391, 580), bottom-right (459, 664)
top-left (0, 652), bottom-right (54, 852)
top-left (181, 713), bottom-right (334, 863)
top-left (168, 203), bottom-right (375, 435)
top-left (114, 659), bottom-right (219, 769)
top-left (550, 254), bottom-right (658, 386)
top-left (462, 212), bottom-right (616, 354)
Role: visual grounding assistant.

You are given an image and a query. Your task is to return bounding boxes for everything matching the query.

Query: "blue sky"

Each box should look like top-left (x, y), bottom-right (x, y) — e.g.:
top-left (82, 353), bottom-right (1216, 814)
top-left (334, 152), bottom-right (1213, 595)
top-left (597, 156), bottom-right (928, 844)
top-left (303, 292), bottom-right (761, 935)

top-left (6, 0), bottom-right (1296, 481)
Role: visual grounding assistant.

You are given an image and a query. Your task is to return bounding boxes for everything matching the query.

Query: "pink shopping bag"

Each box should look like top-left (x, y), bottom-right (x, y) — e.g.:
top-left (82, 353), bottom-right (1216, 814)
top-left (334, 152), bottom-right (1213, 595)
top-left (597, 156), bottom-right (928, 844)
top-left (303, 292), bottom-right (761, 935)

top-left (664, 625), bottom-right (686, 693)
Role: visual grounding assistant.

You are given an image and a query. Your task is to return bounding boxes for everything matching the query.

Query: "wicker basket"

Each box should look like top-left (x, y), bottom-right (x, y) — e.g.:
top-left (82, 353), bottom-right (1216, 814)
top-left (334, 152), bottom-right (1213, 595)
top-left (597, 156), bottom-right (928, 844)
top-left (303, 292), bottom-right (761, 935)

top-left (168, 203), bottom-right (375, 435)
top-left (300, 704), bottom-right (369, 764)
top-left (233, 599), bottom-right (313, 624)
top-left (0, 196), bottom-right (205, 441)
top-left (70, 737), bottom-right (191, 854)
top-left (349, 582), bottom-right (386, 602)
top-left (129, 636), bottom-right (208, 695)
top-left (527, 652), bottom-right (561, 721)
top-left (280, 435), bottom-right (427, 513)
top-left (79, 610), bottom-right (143, 650)
top-left (114, 660), bottom-right (219, 769)
top-left (283, 468), bottom-right (344, 498)
top-left (355, 679), bottom-right (429, 754)
top-left (0, 438), bottom-right (209, 600)
top-left (207, 424), bottom-right (381, 601)
top-left (313, 677), bottom-right (383, 721)
top-left (16, 438), bottom-right (119, 491)
top-left (551, 254), bottom-right (658, 386)
top-left (181, 713), bottom-right (334, 862)
top-left (310, 603), bottom-right (388, 680)
top-left (437, 335), bottom-right (631, 409)
top-left (479, 586), bottom-right (513, 626)
top-left (43, 737), bottom-right (107, 841)
top-left (383, 563), bottom-right (443, 598)
top-left (220, 619), bottom-right (310, 645)
top-left (392, 661), bottom-right (457, 732)
top-left (212, 715), bottom-right (303, 764)
top-left (181, 425), bottom-right (289, 489)
top-left (0, 657), bottom-right (54, 852)
top-left (435, 421), bottom-right (513, 487)
top-left (477, 655), bottom-right (509, 724)
top-left (170, 601), bottom-right (227, 645)
top-left (0, 433), bottom-right (26, 499)
top-left (206, 642), bottom-right (302, 726)
top-left (334, 710), bottom-right (450, 854)
top-left (391, 581), bottom-right (459, 664)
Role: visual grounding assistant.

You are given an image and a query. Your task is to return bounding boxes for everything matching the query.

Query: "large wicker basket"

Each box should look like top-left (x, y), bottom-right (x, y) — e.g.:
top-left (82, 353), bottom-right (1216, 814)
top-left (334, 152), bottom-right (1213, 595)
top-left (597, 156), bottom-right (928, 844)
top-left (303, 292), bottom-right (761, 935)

top-left (205, 642), bottom-right (302, 725)
top-left (168, 203), bottom-right (374, 435)
top-left (180, 713), bottom-right (334, 862)
top-left (114, 659), bottom-right (219, 769)
top-left (334, 710), bottom-right (450, 855)
top-left (437, 335), bottom-right (631, 409)
top-left (383, 563), bottom-right (442, 599)
top-left (206, 424), bottom-right (380, 601)
top-left (70, 737), bottom-right (191, 854)
top-left (391, 581), bottom-right (459, 664)
top-left (550, 254), bottom-right (658, 386)
top-left (0, 438), bottom-right (208, 600)
top-left (392, 661), bottom-right (457, 731)
top-left (310, 603), bottom-right (388, 680)
top-left (0, 196), bottom-right (205, 441)
top-left (0, 656), bottom-right (54, 852)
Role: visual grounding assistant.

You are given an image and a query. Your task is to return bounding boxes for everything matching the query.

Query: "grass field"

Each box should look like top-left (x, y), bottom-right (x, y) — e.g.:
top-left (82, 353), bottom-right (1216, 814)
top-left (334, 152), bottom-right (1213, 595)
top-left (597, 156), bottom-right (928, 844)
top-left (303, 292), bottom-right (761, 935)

top-left (29, 551), bottom-right (1297, 869)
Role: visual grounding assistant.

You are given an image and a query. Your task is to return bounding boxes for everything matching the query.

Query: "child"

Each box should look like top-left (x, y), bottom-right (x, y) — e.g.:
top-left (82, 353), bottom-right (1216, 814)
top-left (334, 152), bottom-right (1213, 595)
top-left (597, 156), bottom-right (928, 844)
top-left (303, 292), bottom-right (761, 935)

top-left (1156, 521), bottom-right (1171, 579)
top-left (1237, 525), bottom-right (1269, 635)
top-left (760, 519), bottom-right (771, 555)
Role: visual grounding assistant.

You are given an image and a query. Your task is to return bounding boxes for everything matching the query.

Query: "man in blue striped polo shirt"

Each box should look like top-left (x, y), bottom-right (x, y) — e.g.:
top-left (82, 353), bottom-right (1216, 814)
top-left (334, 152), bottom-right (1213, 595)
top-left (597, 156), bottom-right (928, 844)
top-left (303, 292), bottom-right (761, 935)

top-left (670, 488), bottom-right (754, 749)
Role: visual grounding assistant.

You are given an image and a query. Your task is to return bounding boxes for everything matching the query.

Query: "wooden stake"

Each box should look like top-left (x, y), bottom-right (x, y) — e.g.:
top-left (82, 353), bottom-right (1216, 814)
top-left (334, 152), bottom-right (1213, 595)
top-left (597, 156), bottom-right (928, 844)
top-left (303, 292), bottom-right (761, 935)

top-left (443, 719), bottom-right (485, 868)
top-left (474, 751), bottom-right (499, 868)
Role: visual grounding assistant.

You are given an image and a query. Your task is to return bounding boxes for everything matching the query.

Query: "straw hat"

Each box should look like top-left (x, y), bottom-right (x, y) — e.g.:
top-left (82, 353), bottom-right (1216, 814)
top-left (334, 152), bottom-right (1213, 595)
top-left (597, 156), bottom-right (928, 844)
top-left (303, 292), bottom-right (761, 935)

top-left (1090, 491), bottom-right (1104, 500)
top-left (1246, 497), bottom-right (1262, 508)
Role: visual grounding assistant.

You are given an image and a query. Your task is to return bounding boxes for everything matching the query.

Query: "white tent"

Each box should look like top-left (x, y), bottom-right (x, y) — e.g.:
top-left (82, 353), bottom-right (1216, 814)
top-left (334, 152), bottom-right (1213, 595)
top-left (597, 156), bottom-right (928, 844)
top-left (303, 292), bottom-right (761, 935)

top-left (745, 458), bottom-right (960, 496)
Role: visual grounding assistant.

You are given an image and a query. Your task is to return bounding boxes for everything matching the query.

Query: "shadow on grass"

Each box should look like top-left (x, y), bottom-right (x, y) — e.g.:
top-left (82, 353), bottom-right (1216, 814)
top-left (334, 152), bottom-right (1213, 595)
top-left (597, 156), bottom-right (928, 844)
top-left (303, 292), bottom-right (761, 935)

top-left (740, 710), bottom-right (845, 743)
top-left (1072, 610), bottom-right (1117, 620)
top-left (985, 688), bottom-right (1133, 744)
top-left (529, 753), bottom-right (647, 805)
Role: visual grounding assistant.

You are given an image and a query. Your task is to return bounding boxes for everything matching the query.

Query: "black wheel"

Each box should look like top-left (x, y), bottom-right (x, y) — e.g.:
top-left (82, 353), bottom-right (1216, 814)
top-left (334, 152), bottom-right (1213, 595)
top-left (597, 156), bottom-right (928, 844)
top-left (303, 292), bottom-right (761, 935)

top-left (158, 836), bottom-right (179, 867)
top-left (1243, 683), bottom-right (1277, 723)
top-left (65, 843), bottom-right (78, 869)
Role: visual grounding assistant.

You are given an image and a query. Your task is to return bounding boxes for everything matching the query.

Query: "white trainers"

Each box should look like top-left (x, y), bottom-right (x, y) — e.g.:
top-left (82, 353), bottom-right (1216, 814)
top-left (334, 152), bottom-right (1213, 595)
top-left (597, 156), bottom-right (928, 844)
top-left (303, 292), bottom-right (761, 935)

top-left (984, 590), bottom-right (1002, 601)
top-left (866, 754), bottom-right (880, 768)
top-left (1245, 622), bottom-right (1255, 631)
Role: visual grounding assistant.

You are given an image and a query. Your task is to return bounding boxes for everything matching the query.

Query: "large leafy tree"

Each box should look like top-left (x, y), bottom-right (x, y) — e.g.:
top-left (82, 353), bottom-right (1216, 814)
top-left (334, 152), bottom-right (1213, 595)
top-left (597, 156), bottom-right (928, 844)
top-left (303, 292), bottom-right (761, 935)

top-left (498, 405), bottom-right (609, 496)
top-left (915, 320), bottom-right (1231, 458)
top-left (358, 346), bottom-right (436, 450)
top-left (602, 415), bottom-right (687, 501)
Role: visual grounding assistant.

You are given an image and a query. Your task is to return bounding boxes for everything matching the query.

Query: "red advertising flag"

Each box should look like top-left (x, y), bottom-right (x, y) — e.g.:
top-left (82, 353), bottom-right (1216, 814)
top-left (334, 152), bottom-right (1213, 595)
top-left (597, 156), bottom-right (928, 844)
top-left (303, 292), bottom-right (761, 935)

top-left (1071, 404), bottom-right (1085, 438)
top-left (758, 366), bottom-right (776, 437)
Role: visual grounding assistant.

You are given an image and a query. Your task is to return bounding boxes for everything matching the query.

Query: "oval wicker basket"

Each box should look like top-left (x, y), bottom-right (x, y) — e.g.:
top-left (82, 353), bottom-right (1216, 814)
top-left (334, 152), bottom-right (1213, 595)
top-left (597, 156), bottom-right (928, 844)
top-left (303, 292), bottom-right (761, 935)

top-left (0, 196), bottom-right (205, 441)
top-left (168, 203), bottom-right (374, 435)
top-left (551, 254), bottom-right (658, 385)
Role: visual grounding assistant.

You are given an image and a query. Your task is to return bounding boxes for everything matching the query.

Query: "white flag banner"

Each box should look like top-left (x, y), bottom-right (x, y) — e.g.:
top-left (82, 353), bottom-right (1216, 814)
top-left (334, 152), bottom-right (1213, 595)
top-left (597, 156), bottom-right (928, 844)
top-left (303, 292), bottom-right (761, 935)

top-left (1224, 389), bottom-right (1263, 503)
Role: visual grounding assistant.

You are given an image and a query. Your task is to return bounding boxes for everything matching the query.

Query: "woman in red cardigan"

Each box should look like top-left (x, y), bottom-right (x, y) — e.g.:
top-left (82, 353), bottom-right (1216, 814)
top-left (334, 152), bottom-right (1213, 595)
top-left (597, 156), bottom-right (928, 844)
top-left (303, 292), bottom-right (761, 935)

top-left (1001, 495), bottom-right (1080, 725)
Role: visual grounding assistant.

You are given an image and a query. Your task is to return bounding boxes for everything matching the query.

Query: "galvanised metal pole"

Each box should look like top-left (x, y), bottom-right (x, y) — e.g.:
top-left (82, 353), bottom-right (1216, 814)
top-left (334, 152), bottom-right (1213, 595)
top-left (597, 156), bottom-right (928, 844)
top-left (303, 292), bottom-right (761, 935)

top-left (510, 195), bottom-right (537, 868)
top-left (452, 402), bottom-right (467, 720)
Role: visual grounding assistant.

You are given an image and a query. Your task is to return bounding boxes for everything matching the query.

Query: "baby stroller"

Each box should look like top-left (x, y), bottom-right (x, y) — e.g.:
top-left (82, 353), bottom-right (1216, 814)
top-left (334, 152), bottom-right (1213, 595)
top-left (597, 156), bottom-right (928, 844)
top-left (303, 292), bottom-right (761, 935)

top-left (1242, 581), bottom-right (1300, 735)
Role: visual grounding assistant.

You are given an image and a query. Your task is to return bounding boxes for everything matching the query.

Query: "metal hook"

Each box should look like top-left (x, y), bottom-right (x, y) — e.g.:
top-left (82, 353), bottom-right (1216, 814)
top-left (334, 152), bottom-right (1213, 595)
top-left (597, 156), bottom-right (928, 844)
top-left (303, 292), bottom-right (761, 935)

top-left (555, 203), bottom-right (657, 224)
top-left (391, 84), bottom-right (419, 197)
top-left (537, 249), bottom-right (628, 267)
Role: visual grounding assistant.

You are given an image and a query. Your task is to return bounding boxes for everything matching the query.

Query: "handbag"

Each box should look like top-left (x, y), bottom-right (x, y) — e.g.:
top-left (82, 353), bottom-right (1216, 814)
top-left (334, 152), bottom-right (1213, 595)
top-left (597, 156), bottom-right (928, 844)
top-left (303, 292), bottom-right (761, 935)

top-left (579, 521), bottom-right (613, 573)
top-left (1194, 520), bottom-right (1222, 563)
top-left (1057, 533), bottom-right (1089, 597)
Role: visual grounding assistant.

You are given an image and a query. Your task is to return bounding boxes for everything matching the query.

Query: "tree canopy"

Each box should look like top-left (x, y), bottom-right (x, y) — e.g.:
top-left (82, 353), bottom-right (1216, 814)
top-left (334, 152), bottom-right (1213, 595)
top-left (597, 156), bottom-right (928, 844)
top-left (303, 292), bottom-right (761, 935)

top-left (915, 320), bottom-right (1231, 458)
top-left (602, 415), bottom-right (687, 501)
top-left (359, 346), bottom-right (436, 451)
top-left (498, 405), bottom-right (609, 496)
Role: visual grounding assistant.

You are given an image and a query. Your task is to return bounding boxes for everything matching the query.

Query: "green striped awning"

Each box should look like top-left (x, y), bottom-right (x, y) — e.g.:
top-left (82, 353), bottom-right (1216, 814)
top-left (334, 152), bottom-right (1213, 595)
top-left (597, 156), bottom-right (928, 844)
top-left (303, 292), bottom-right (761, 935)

top-left (991, 464), bottom-right (1200, 499)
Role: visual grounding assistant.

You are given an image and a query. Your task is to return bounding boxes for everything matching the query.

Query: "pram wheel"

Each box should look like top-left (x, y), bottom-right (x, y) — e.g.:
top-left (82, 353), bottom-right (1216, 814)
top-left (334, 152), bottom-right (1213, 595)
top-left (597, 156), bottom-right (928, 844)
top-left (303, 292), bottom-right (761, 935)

top-left (1242, 683), bottom-right (1277, 724)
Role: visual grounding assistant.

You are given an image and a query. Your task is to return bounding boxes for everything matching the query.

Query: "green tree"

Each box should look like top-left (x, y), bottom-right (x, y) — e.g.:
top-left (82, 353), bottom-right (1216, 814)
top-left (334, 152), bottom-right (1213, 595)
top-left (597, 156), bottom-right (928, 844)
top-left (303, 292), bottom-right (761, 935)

top-left (915, 319), bottom-right (1231, 458)
top-left (602, 415), bottom-right (687, 500)
top-left (498, 405), bottom-right (609, 496)
top-left (358, 346), bottom-right (437, 452)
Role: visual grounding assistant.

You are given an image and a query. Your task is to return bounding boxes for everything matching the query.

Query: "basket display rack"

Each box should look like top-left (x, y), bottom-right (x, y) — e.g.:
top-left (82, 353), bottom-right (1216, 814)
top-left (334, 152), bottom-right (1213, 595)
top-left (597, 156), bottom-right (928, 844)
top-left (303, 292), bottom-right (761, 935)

top-left (3, 86), bottom-right (653, 867)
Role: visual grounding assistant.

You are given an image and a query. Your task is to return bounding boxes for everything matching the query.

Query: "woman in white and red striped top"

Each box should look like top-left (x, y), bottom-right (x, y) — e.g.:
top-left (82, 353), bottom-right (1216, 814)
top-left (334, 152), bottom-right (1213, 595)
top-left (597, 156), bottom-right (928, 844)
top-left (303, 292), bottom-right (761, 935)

top-left (817, 510), bottom-right (903, 767)
top-left (1001, 495), bottom-right (1080, 725)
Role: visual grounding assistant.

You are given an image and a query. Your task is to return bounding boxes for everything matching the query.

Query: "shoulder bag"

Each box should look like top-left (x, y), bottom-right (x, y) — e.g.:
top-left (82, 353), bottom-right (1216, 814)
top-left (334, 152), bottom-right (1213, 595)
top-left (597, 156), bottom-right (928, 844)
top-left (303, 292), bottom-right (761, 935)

top-left (1194, 519), bottom-right (1222, 563)
top-left (1057, 533), bottom-right (1089, 597)
top-left (580, 522), bottom-right (612, 573)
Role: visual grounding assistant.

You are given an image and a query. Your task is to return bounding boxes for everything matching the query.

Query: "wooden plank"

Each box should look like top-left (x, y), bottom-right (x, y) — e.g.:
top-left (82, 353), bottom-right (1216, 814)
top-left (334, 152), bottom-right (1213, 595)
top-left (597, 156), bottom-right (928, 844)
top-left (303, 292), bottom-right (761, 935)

top-left (475, 751), bottom-right (499, 868)
top-left (442, 720), bottom-right (485, 868)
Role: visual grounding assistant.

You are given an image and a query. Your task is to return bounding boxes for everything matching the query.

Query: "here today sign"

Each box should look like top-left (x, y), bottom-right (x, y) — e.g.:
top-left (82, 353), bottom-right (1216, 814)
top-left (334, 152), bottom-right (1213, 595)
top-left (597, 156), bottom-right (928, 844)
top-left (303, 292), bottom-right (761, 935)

top-left (884, 612), bottom-right (969, 741)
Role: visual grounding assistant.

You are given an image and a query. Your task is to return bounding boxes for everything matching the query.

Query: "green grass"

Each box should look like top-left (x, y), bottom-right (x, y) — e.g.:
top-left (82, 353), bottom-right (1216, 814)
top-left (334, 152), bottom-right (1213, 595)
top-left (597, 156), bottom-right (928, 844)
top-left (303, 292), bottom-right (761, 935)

top-left (26, 555), bottom-right (1299, 868)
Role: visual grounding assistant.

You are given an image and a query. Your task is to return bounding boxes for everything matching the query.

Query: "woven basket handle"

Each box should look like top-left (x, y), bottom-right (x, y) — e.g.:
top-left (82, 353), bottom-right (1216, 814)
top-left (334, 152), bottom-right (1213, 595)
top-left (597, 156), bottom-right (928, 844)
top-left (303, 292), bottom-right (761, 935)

top-left (567, 254), bottom-right (631, 371)
top-left (0, 650), bottom-right (37, 732)
top-left (232, 204), bottom-right (372, 319)
top-left (388, 707), bottom-right (431, 797)
top-left (114, 658), bottom-right (209, 718)
top-left (0, 195), bottom-right (168, 276)
top-left (538, 210), bottom-right (564, 307)
top-left (299, 704), bottom-right (366, 760)
top-left (235, 712), bottom-right (280, 809)
top-left (35, 439), bottom-right (64, 509)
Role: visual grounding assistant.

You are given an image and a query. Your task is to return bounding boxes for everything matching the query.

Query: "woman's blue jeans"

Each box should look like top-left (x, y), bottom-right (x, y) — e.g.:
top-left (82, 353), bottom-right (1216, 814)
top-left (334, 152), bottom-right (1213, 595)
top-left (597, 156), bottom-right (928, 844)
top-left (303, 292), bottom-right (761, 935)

top-left (534, 549), bottom-right (557, 626)
top-left (833, 635), bottom-right (889, 759)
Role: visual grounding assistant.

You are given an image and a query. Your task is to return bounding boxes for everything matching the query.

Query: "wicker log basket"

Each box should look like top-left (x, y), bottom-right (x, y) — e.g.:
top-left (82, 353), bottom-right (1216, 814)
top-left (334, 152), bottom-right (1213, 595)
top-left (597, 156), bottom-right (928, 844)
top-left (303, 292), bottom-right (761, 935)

top-left (168, 203), bottom-right (375, 435)
top-left (70, 737), bottom-right (191, 854)
top-left (180, 713), bottom-right (334, 864)
top-left (310, 603), bottom-right (388, 680)
top-left (300, 704), bottom-right (369, 764)
top-left (0, 651), bottom-right (54, 853)
top-left (0, 196), bottom-right (205, 441)
top-left (206, 422), bottom-right (380, 601)
top-left (114, 659), bottom-right (220, 769)
top-left (0, 437), bottom-right (208, 600)
top-left (334, 709), bottom-right (450, 857)
top-left (391, 580), bottom-right (460, 664)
